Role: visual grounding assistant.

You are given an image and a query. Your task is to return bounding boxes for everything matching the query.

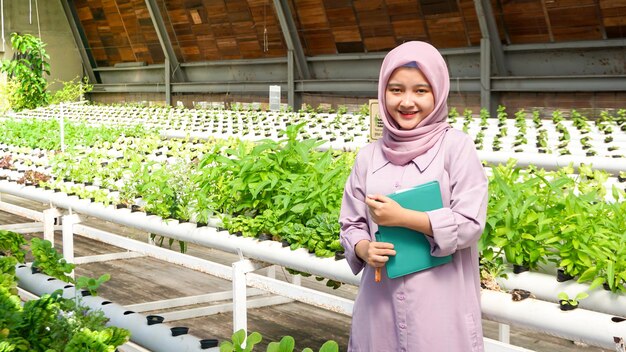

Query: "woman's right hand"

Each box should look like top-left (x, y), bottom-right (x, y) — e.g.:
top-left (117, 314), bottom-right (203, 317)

top-left (355, 240), bottom-right (396, 268)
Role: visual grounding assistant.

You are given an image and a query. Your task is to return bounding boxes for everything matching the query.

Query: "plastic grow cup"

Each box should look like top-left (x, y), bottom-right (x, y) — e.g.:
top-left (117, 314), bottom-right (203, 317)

top-left (200, 339), bottom-right (219, 349)
top-left (147, 315), bottom-right (165, 325)
top-left (513, 264), bottom-right (529, 274)
top-left (559, 300), bottom-right (578, 311)
top-left (334, 251), bottom-right (346, 261)
top-left (171, 326), bottom-right (190, 336)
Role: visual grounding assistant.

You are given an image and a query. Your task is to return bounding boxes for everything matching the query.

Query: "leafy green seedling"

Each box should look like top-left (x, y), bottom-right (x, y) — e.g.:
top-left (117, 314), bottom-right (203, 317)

top-left (76, 273), bottom-right (111, 296)
top-left (557, 291), bottom-right (589, 309)
top-left (220, 329), bottom-right (262, 352)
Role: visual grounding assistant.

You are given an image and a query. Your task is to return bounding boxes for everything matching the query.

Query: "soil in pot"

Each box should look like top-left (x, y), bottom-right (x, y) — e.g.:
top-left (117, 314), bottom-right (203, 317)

top-left (510, 288), bottom-right (533, 301)
top-left (258, 233), bottom-right (272, 241)
top-left (556, 269), bottom-right (575, 282)
top-left (334, 251), bottom-right (346, 261)
top-left (559, 300), bottom-right (578, 311)
top-left (513, 264), bottom-right (530, 274)
top-left (281, 239), bottom-right (290, 248)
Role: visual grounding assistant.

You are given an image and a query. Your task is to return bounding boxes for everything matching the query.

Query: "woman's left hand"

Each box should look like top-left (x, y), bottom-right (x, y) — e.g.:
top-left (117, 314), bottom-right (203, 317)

top-left (365, 194), bottom-right (405, 226)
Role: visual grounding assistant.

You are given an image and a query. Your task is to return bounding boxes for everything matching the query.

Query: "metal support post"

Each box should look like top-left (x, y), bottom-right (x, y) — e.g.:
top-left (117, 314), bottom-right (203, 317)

top-left (60, 103), bottom-right (66, 153)
top-left (42, 207), bottom-right (61, 245)
top-left (232, 249), bottom-right (268, 340)
top-left (499, 323), bottom-right (511, 344)
top-left (62, 213), bottom-right (81, 279)
top-left (165, 56), bottom-right (171, 106)
top-left (287, 50), bottom-right (295, 110)
top-left (480, 38), bottom-right (496, 117)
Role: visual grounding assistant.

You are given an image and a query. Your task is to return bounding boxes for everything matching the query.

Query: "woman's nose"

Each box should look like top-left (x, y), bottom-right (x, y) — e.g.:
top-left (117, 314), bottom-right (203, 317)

top-left (400, 94), bottom-right (414, 107)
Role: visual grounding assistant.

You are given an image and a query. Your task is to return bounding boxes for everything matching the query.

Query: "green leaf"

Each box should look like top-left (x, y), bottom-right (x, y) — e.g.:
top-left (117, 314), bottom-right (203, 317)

top-left (588, 277), bottom-right (605, 291)
top-left (575, 292), bottom-right (589, 301)
top-left (319, 340), bottom-right (340, 352)
top-left (607, 261), bottom-right (615, 290)
top-left (291, 203), bottom-right (306, 214)
top-left (267, 342), bottom-right (280, 352)
top-left (577, 267), bottom-right (597, 283)
top-left (277, 336), bottom-right (295, 351)
top-left (220, 341), bottom-right (234, 352)
top-left (231, 329), bottom-right (246, 346)
top-left (244, 331), bottom-right (262, 351)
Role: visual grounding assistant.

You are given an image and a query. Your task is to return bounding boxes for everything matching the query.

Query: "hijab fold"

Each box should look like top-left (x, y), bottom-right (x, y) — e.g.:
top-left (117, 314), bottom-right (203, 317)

top-left (378, 41), bottom-right (451, 165)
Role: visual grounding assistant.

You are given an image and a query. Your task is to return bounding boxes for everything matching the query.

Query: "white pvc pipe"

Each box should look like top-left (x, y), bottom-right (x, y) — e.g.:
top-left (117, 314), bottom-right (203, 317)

top-left (60, 103), bottom-right (65, 152)
top-left (497, 270), bottom-right (626, 317)
top-left (14, 265), bottom-right (219, 352)
top-left (0, 181), bottom-right (360, 285)
top-left (477, 150), bottom-right (626, 175)
top-left (482, 289), bottom-right (625, 350)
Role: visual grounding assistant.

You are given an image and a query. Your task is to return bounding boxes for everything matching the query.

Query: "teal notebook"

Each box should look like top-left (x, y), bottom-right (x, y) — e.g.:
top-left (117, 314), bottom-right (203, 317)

top-left (375, 180), bottom-right (452, 279)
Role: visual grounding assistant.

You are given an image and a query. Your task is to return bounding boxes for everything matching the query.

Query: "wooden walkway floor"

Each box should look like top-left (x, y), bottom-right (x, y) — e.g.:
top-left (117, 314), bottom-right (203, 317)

top-left (0, 194), bottom-right (609, 352)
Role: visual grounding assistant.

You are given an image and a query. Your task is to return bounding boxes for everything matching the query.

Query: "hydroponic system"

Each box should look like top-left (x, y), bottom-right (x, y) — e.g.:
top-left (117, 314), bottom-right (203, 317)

top-left (1, 103), bottom-right (625, 352)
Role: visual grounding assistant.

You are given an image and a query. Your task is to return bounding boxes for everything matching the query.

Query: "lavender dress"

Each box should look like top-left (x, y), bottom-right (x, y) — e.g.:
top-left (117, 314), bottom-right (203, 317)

top-left (339, 129), bottom-right (488, 352)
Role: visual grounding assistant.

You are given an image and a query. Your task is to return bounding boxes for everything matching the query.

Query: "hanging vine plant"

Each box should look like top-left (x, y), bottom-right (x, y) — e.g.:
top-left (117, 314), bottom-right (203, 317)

top-left (0, 33), bottom-right (51, 111)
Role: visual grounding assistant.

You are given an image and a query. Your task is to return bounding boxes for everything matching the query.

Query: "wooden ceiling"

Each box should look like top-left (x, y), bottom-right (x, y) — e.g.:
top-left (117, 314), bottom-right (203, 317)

top-left (72, 0), bottom-right (626, 67)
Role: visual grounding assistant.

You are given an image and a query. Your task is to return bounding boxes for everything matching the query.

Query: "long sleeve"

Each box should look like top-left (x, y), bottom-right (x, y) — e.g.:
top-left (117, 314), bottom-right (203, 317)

top-left (339, 147), bottom-right (373, 275)
top-left (427, 133), bottom-right (488, 257)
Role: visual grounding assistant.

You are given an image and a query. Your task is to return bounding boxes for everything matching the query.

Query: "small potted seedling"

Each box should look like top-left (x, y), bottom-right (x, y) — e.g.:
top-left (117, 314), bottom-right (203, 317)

top-left (558, 291), bottom-right (589, 311)
top-left (618, 171), bottom-right (626, 183)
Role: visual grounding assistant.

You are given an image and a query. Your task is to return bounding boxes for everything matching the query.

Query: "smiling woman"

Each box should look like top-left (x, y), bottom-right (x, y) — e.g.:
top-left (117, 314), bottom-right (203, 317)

top-left (385, 66), bottom-right (435, 130)
top-left (339, 41), bottom-right (488, 351)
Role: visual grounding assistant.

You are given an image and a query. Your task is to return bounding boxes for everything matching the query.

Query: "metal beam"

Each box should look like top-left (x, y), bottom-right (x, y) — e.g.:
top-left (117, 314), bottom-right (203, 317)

top-left (505, 38), bottom-right (626, 51)
top-left (144, 0), bottom-right (186, 83)
top-left (491, 75), bottom-right (626, 91)
top-left (474, 0), bottom-right (507, 76)
top-left (165, 56), bottom-right (171, 105)
top-left (59, 0), bottom-right (98, 83)
top-left (90, 74), bottom-right (626, 95)
top-left (287, 50), bottom-right (295, 108)
top-left (272, 0), bottom-right (311, 79)
top-left (89, 40), bottom-right (626, 96)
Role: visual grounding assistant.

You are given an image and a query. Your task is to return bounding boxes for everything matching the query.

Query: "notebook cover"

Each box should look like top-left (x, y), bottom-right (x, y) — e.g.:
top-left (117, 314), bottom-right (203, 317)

top-left (375, 180), bottom-right (452, 279)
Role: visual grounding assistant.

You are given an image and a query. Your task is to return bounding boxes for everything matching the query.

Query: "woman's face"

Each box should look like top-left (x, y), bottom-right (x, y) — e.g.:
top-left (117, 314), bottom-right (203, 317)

top-left (385, 67), bottom-right (435, 130)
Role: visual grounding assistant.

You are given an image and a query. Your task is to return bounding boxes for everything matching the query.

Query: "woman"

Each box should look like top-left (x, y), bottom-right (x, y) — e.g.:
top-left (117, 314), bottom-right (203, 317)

top-left (339, 41), bottom-right (488, 351)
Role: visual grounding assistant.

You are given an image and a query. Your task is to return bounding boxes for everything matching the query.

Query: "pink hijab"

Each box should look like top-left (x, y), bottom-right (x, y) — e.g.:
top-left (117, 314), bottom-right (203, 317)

top-left (378, 41), bottom-right (451, 165)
